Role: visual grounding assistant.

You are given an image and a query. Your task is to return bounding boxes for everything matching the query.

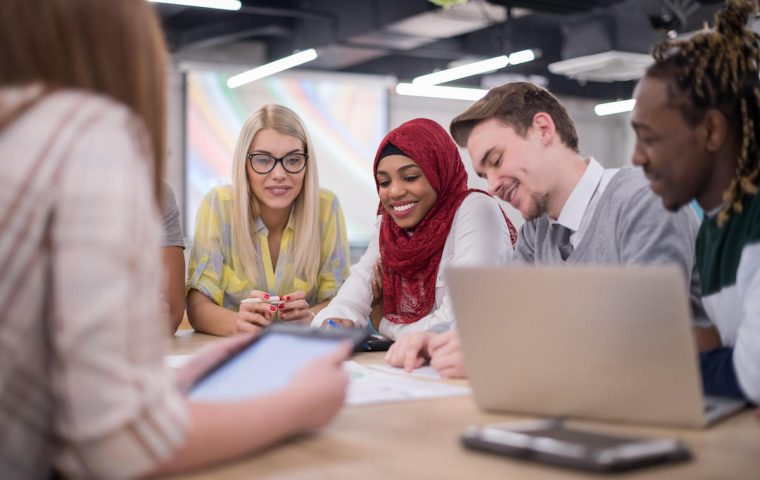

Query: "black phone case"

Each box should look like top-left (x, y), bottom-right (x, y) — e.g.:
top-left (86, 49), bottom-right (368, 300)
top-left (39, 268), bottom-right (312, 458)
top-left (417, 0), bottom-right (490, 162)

top-left (461, 427), bottom-right (691, 473)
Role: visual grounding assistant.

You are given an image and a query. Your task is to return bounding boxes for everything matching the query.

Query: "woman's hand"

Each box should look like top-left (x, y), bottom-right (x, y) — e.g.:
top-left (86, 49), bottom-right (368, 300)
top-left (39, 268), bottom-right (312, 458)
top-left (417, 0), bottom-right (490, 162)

top-left (369, 304), bottom-right (384, 330)
top-left (175, 333), bottom-right (257, 392)
top-left (287, 342), bottom-right (352, 431)
top-left (278, 290), bottom-right (312, 324)
top-left (237, 290), bottom-right (275, 333)
top-left (369, 261), bottom-right (384, 328)
top-left (321, 318), bottom-right (356, 328)
top-left (371, 261), bottom-right (383, 308)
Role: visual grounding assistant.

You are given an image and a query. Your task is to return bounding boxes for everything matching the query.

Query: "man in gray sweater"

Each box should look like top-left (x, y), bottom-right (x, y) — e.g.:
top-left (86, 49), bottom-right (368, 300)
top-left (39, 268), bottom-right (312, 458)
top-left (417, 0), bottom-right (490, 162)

top-left (385, 82), bottom-right (703, 377)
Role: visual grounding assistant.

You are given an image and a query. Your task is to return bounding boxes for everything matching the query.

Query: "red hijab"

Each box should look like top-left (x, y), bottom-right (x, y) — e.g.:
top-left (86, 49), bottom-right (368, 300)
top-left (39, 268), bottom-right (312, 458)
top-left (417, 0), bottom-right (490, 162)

top-left (374, 118), bottom-right (517, 324)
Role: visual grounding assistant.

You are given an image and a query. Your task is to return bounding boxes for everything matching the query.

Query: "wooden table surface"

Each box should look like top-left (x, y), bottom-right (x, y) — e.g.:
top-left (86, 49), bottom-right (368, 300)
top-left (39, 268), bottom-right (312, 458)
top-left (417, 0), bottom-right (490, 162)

top-left (167, 330), bottom-right (760, 480)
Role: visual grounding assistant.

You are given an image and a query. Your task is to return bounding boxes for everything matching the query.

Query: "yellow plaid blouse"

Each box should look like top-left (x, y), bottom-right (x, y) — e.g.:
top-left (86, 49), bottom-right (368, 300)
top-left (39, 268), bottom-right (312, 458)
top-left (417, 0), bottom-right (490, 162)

top-left (187, 185), bottom-right (351, 310)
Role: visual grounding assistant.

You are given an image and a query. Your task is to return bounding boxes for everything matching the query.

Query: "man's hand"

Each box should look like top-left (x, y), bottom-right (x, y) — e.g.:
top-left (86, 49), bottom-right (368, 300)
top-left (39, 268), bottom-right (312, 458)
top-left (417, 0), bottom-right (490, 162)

top-left (385, 331), bottom-right (435, 372)
top-left (428, 330), bottom-right (466, 379)
top-left (694, 325), bottom-right (722, 352)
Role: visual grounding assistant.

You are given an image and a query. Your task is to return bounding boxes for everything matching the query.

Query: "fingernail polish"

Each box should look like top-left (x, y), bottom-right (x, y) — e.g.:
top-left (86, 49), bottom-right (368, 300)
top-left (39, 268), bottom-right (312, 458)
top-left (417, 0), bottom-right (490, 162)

top-left (285, 296), bottom-right (291, 301)
top-left (270, 305), bottom-right (276, 311)
top-left (264, 293), bottom-right (270, 299)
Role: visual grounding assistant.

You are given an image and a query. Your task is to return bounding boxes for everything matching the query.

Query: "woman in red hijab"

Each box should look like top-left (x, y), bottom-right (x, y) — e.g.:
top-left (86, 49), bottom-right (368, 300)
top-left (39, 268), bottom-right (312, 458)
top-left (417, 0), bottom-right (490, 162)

top-left (312, 118), bottom-right (516, 340)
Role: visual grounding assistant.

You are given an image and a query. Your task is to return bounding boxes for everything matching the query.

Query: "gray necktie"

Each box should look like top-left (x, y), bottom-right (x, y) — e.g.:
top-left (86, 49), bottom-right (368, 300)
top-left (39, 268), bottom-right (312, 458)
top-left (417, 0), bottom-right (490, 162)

top-left (552, 224), bottom-right (574, 261)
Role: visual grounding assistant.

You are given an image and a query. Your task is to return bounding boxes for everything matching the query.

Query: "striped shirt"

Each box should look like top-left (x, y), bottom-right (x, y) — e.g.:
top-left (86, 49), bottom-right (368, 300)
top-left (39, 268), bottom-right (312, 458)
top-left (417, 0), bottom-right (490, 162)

top-left (0, 87), bottom-right (188, 479)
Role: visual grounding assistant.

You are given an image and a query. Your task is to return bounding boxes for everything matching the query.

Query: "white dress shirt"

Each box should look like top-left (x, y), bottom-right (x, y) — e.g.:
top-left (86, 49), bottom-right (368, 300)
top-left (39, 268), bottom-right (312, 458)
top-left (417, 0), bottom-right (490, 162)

top-left (312, 193), bottom-right (513, 339)
top-left (552, 157), bottom-right (619, 247)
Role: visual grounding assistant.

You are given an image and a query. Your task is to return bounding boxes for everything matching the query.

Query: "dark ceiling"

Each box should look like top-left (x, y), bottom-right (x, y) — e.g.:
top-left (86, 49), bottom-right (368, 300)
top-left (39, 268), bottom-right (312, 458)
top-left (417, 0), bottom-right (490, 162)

top-left (157, 0), bottom-right (725, 100)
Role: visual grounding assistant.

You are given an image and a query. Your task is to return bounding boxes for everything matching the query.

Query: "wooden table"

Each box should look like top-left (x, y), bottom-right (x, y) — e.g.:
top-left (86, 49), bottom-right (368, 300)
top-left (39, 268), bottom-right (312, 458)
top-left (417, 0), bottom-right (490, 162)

top-left (168, 331), bottom-right (760, 480)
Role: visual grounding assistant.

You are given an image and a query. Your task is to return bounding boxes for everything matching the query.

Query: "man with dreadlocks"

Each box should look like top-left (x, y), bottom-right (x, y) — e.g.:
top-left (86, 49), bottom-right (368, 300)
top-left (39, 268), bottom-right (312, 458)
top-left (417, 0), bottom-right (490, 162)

top-left (631, 0), bottom-right (760, 405)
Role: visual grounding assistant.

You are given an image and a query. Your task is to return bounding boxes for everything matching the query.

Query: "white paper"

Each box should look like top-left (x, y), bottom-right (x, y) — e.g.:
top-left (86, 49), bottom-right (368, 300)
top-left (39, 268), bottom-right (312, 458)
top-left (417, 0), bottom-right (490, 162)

top-left (362, 363), bottom-right (442, 380)
top-left (343, 361), bottom-right (470, 406)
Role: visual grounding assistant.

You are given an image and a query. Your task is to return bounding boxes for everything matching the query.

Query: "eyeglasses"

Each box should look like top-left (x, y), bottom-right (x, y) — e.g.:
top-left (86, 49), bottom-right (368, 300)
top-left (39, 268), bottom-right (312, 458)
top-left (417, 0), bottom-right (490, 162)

top-left (246, 152), bottom-right (308, 174)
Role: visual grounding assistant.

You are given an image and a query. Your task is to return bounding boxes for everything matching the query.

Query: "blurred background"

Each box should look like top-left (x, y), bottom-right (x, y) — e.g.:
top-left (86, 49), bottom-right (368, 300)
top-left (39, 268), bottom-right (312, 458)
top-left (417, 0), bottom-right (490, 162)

top-left (154, 0), bottom-right (728, 251)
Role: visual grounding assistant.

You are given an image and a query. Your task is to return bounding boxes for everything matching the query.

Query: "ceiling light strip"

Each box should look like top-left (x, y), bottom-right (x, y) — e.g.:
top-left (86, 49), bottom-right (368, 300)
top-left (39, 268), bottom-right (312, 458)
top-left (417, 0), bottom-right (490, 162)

top-left (395, 83), bottom-right (487, 101)
top-left (148, 0), bottom-right (242, 10)
top-left (594, 99), bottom-right (636, 116)
top-left (412, 56), bottom-right (509, 86)
top-left (227, 49), bottom-right (318, 88)
top-left (507, 49), bottom-right (536, 65)
top-left (411, 49), bottom-right (536, 86)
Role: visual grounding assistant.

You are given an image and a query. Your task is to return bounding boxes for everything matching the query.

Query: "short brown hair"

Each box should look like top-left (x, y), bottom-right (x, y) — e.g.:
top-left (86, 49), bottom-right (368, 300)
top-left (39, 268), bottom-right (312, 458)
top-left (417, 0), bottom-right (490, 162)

top-left (450, 82), bottom-right (579, 153)
top-left (0, 0), bottom-right (168, 203)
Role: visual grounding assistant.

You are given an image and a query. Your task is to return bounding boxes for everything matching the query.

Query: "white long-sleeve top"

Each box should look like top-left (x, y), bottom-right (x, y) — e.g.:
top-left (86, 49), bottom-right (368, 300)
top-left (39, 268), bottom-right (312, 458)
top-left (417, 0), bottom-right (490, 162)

top-left (312, 193), bottom-right (513, 339)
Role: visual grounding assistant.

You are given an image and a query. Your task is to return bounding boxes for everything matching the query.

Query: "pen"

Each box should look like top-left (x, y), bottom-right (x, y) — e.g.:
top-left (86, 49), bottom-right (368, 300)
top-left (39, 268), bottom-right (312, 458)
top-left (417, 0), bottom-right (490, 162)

top-left (241, 295), bottom-right (280, 304)
top-left (326, 319), bottom-right (339, 329)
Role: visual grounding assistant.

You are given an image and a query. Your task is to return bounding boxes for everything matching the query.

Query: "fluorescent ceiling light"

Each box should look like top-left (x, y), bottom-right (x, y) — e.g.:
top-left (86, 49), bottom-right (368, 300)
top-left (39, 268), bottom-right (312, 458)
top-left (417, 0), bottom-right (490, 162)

top-left (412, 56), bottom-right (509, 86)
top-left (411, 50), bottom-right (536, 86)
top-left (148, 0), bottom-right (241, 10)
top-left (508, 49), bottom-right (536, 65)
top-left (594, 99), bottom-right (635, 116)
top-left (227, 49), bottom-right (318, 88)
top-left (396, 83), bottom-right (487, 101)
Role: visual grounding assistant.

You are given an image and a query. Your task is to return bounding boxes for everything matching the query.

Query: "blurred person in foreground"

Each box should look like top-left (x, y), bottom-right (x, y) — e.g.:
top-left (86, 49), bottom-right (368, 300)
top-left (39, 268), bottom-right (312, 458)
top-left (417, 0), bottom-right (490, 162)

top-left (0, 1), bottom-right (350, 478)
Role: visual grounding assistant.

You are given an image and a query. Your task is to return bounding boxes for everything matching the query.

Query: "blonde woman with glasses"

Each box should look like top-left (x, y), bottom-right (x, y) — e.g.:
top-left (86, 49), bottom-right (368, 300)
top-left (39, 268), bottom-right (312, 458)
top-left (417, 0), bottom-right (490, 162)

top-left (187, 105), bottom-right (351, 336)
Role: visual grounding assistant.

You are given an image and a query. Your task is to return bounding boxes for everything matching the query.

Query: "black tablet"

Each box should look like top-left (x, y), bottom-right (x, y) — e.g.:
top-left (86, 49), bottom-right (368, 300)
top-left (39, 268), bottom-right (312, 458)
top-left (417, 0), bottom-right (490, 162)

top-left (188, 323), bottom-right (368, 402)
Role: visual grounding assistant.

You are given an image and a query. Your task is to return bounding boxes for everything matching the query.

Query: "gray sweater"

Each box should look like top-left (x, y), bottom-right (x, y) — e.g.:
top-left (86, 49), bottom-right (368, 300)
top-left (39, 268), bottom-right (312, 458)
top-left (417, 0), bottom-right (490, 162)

top-left (514, 168), bottom-right (705, 319)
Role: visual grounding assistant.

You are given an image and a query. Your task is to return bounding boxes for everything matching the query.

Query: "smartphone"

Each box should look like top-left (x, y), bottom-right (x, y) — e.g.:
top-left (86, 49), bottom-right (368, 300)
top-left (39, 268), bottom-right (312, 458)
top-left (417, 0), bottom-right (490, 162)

top-left (356, 334), bottom-right (395, 352)
top-left (461, 419), bottom-right (691, 472)
top-left (188, 323), bottom-right (368, 402)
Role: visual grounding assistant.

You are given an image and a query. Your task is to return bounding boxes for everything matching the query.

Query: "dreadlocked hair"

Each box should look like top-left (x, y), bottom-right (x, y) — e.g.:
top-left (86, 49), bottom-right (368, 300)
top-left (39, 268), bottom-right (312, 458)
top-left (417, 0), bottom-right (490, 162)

top-left (647, 0), bottom-right (760, 225)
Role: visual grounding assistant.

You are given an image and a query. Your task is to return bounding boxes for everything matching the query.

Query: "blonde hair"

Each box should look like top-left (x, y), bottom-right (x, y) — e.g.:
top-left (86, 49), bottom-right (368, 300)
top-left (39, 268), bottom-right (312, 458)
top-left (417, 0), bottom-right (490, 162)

top-left (0, 0), bottom-right (168, 203)
top-left (231, 104), bottom-right (321, 286)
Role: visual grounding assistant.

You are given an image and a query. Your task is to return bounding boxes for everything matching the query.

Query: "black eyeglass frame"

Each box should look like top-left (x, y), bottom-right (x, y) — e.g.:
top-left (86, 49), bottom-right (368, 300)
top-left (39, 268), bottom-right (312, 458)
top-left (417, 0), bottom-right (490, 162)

top-left (246, 152), bottom-right (308, 174)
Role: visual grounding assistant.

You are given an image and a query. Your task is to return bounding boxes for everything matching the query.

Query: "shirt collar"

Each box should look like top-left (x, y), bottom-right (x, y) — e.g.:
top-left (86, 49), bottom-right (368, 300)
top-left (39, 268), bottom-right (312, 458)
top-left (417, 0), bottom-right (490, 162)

top-left (253, 216), bottom-right (267, 234)
top-left (553, 157), bottom-right (604, 232)
top-left (705, 203), bottom-right (724, 219)
top-left (253, 207), bottom-right (296, 234)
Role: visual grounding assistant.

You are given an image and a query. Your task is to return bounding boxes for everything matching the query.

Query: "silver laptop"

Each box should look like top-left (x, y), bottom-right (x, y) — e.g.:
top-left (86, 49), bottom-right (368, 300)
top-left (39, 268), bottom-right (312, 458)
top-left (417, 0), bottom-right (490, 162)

top-left (447, 265), bottom-right (745, 429)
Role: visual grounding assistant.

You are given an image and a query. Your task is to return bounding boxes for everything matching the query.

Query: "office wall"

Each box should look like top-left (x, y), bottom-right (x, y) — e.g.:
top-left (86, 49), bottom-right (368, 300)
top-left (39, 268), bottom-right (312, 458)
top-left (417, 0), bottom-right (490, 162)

top-left (180, 68), bottom-right (390, 245)
top-left (165, 64), bottom-right (185, 216)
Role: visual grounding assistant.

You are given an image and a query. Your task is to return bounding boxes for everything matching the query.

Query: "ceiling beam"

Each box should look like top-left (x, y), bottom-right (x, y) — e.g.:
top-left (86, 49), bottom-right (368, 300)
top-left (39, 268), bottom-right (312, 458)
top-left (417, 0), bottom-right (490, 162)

top-left (170, 16), bottom-right (291, 51)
